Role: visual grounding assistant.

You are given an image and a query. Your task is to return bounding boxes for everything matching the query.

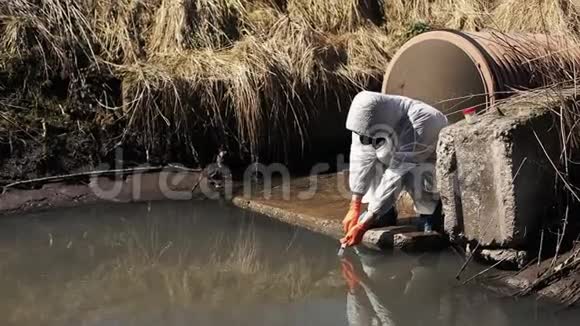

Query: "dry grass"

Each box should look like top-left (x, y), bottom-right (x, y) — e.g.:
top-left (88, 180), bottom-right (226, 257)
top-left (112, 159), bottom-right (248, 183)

top-left (385, 0), bottom-right (493, 33)
top-left (119, 14), bottom-right (382, 157)
top-left (287, 0), bottom-right (384, 33)
top-left (0, 0), bottom-right (394, 161)
top-left (491, 0), bottom-right (580, 35)
top-left (147, 0), bottom-right (244, 53)
top-left (0, 0), bottom-right (94, 77)
top-left (92, 0), bottom-right (158, 62)
top-left (334, 26), bottom-right (397, 84)
top-left (3, 0), bottom-right (580, 163)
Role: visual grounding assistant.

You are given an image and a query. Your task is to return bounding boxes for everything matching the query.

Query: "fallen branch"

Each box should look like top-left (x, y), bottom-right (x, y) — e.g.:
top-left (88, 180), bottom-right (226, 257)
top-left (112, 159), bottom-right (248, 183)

top-left (456, 206), bottom-right (491, 280)
top-left (461, 259), bottom-right (506, 285)
top-left (533, 130), bottom-right (580, 202)
top-left (519, 247), bottom-right (580, 296)
top-left (1, 165), bottom-right (202, 194)
top-left (456, 243), bottom-right (479, 280)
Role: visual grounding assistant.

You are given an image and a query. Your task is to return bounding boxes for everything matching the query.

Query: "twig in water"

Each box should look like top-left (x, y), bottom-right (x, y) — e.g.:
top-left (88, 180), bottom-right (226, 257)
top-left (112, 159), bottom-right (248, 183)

top-left (2, 165), bottom-right (202, 194)
top-left (538, 228), bottom-right (545, 270)
top-left (462, 259), bottom-right (506, 285)
top-left (456, 242), bottom-right (479, 280)
top-left (551, 206), bottom-right (569, 268)
top-left (191, 170), bottom-right (206, 193)
top-left (456, 205), bottom-right (491, 280)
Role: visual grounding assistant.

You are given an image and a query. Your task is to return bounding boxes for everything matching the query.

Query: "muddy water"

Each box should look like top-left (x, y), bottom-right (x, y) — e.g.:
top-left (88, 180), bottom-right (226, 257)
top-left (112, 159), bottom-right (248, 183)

top-left (0, 201), bottom-right (578, 326)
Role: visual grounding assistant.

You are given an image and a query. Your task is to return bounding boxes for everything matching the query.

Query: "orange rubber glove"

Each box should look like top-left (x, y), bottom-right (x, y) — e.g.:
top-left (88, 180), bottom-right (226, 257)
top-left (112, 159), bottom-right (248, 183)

top-left (340, 259), bottom-right (360, 292)
top-left (342, 198), bottom-right (362, 233)
top-left (340, 221), bottom-right (369, 247)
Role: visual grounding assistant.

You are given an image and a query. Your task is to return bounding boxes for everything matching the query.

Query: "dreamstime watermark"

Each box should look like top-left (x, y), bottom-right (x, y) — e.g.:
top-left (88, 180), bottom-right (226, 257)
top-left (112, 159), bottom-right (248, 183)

top-left (88, 145), bottom-right (440, 205)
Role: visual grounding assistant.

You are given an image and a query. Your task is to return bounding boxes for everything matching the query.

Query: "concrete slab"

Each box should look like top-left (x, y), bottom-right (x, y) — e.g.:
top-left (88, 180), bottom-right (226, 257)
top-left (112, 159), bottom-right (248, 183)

top-left (232, 171), bottom-right (448, 252)
top-left (437, 108), bottom-right (559, 248)
top-left (233, 172), bottom-right (352, 238)
top-left (232, 196), bottom-right (344, 238)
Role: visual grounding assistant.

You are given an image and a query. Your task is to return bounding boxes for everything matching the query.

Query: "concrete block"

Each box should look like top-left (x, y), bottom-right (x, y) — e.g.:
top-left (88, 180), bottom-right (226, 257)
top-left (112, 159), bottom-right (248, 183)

top-left (362, 225), bottom-right (418, 250)
top-left (393, 231), bottom-right (448, 252)
top-left (361, 225), bottom-right (447, 252)
top-left (437, 108), bottom-right (559, 248)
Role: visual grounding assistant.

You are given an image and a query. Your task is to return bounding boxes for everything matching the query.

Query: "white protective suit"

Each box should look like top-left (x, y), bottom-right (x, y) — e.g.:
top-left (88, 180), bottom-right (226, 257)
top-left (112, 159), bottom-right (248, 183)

top-left (346, 91), bottom-right (448, 217)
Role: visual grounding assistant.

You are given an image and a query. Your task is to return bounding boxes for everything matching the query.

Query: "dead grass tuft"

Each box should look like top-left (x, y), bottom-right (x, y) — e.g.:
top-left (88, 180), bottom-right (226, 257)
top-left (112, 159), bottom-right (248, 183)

top-left (491, 0), bottom-right (580, 35)
top-left (4, 0), bottom-right (580, 163)
top-left (288, 0), bottom-right (384, 33)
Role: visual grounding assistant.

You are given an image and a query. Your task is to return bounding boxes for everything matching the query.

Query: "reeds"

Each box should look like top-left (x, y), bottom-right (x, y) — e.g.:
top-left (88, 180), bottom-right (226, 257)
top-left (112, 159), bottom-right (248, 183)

top-left (287, 0), bottom-right (384, 33)
top-left (3, 1), bottom-right (580, 163)
top-left (491, 0), bottom-right (580, 35)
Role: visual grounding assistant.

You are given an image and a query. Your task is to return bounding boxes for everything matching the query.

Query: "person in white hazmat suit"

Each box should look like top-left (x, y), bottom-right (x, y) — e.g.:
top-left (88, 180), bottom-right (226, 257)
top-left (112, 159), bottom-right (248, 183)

top-left (341, 91), bottom-right (448, 247)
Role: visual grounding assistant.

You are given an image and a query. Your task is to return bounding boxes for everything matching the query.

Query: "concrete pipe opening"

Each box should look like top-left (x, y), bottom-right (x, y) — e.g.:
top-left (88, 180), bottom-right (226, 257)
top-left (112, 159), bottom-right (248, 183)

top-left (383, 30), bottom-right (580, 122)
top-left (382, 31), bottom-right (495, 122)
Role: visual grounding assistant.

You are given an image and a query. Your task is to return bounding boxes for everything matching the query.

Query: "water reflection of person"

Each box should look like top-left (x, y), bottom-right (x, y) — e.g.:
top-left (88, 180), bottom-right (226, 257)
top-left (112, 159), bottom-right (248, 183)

top-left (341, 249), bottom-right (447, 326)
top-left (341, 249), bottom-right (407, 326)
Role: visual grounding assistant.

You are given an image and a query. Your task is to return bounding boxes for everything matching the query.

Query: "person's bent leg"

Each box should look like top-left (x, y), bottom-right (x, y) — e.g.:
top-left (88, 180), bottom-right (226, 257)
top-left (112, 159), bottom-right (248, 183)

top-left (405, 163), bottom-right (443, 232)
top-left (420, 200), bottom-right (442, 232)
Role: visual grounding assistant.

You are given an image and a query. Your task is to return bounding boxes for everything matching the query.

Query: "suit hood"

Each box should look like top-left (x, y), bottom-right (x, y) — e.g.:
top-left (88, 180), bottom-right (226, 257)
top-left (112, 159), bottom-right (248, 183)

top-left (346, 91), bottom-right (410, 137)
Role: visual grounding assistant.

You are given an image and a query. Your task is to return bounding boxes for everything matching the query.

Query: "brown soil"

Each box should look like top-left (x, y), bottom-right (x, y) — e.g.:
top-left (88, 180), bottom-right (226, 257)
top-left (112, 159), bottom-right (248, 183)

top-left (0, 171), bottom-right (209, 216)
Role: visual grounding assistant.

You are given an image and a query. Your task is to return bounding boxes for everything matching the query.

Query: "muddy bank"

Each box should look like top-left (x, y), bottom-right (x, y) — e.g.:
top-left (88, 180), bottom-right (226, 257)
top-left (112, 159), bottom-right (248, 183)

top-left (0, 170), bottom-right (212, 216)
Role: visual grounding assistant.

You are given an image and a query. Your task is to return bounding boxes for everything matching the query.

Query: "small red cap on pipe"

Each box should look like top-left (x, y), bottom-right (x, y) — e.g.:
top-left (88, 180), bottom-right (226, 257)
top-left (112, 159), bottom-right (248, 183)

top-left (463, 107), bottom-right (476, 115)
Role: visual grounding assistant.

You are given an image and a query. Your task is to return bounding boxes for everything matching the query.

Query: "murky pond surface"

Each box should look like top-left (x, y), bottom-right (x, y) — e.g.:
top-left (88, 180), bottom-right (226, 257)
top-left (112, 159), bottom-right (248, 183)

top-left (0, 200), bottom-right (578, 326)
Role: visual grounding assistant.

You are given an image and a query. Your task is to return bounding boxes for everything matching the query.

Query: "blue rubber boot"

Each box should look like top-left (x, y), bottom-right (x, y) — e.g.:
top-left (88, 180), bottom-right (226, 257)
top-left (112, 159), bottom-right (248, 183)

top-left (419, 201), bottom-right (443, 233)
top-left (420, 215), bottom-right (433, 233)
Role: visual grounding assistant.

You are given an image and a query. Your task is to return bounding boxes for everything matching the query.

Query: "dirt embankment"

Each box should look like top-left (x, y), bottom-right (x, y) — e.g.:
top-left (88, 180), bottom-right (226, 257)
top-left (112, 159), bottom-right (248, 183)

top-left (0, 170), bottom-right (211, 216)
top-left (6, 1), bottom-right (580, 183)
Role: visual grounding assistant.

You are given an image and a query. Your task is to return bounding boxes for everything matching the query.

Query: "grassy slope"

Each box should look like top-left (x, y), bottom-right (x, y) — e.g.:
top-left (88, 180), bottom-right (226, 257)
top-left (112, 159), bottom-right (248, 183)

top-left (1, 0), bottom-right (580, 180)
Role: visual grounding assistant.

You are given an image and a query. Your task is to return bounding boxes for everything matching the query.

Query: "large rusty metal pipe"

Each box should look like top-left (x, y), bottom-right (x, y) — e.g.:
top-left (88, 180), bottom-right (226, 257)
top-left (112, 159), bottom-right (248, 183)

top-left (382, 30), bottom-right (580, 122)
